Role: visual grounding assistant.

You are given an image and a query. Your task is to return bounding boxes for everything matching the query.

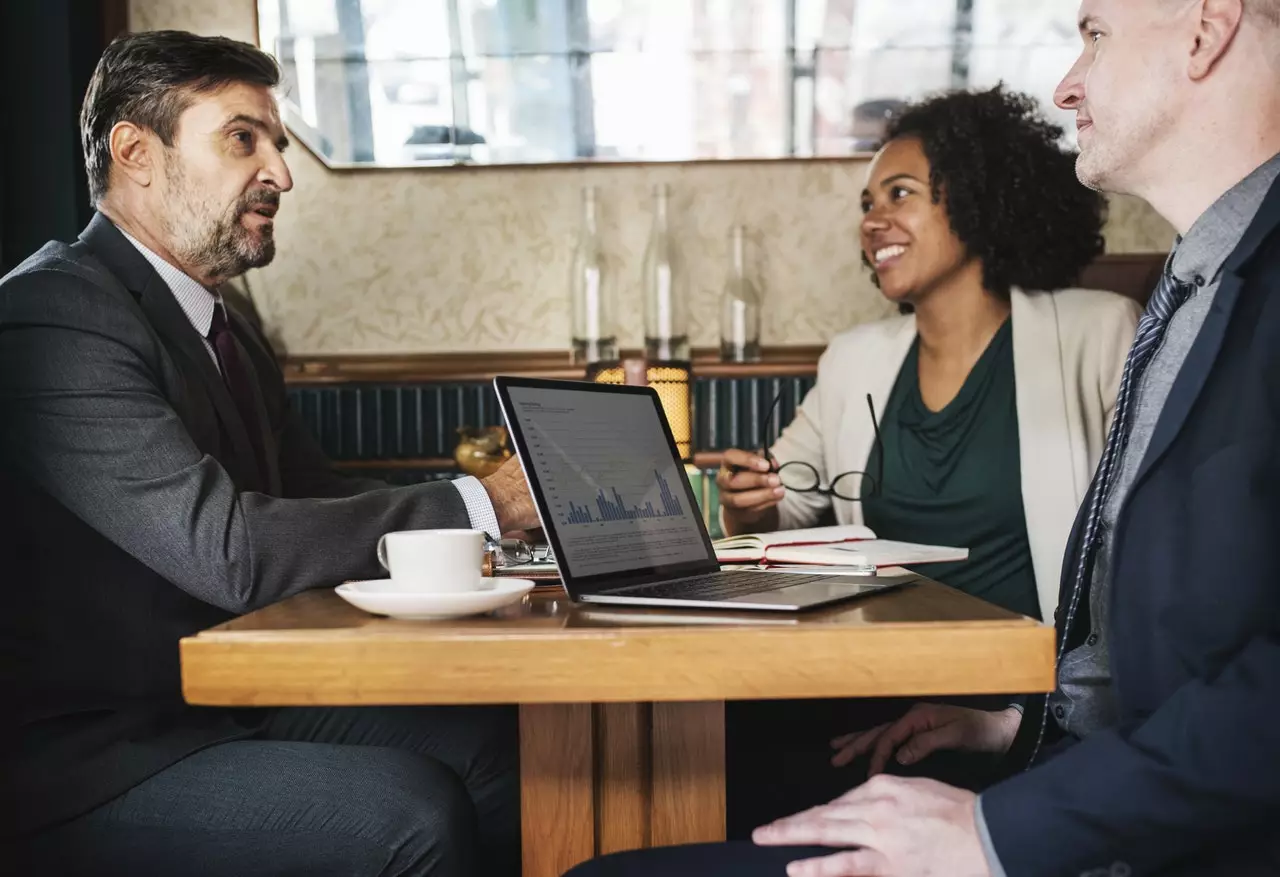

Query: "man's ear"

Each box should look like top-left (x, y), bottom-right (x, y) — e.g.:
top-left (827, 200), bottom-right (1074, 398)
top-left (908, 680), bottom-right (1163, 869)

top-left (109, 121), bottom-right (157, 188)
top-left (1188, 0), bottom-right (1244, 80)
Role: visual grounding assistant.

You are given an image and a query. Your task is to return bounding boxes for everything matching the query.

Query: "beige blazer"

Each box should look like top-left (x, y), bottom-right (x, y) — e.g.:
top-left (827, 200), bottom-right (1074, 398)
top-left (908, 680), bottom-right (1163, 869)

top-left (770, 287), bottom-right (1141, 621)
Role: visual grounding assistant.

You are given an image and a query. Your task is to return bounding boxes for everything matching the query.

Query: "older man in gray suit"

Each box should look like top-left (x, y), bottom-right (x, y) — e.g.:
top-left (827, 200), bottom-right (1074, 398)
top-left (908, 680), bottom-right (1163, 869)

top-left (0, 30), bottom-right (536, 877)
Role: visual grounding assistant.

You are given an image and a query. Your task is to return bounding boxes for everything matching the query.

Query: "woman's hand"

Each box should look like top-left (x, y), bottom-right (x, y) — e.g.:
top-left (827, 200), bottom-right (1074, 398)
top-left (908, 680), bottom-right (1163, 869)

top-left (830, 703), bottom-right (1023, 777)
top-left (716, 448), bottom-right (784, 532)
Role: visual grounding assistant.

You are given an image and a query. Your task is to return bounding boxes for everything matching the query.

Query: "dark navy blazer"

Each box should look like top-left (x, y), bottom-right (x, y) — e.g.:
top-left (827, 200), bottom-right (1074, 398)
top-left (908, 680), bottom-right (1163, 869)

top-left (984, 175), bottom-right (1280, 876)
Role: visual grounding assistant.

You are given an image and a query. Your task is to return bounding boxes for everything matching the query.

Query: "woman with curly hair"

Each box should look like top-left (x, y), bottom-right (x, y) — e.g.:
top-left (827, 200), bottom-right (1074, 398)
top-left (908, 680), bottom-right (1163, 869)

top-left (714, 85), bottom-right (1141, 835)
top-left (722, 84), bottom-right (1136, 620)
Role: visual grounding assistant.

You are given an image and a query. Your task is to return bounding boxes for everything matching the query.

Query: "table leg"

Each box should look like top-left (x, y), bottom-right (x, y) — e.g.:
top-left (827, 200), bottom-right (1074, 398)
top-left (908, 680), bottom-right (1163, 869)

top-left (518, 700), bottom-right (727, 877)
top-left (596, 702), bottom-right (651, 854)
top-left (651, 701), bottom-right (726, 847)
top-left (520, 703), bottom-right (595, 877)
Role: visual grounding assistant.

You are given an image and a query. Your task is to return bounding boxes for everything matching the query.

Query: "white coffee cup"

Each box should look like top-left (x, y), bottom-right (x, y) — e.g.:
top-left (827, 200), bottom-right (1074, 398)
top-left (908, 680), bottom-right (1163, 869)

top-left (376, 529), bottom-right (489, 593)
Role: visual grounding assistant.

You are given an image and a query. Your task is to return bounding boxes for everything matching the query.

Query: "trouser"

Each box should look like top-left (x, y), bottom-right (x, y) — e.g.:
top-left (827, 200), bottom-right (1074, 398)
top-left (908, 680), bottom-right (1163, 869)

top-left (17, 705), bottom-right (519, 877)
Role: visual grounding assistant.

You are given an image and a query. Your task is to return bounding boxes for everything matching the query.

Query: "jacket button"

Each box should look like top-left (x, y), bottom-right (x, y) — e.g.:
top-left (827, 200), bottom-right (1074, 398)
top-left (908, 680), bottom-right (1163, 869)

top-left (1087, 633), bottom-right (1099, 646)
top-left (1054, 705), bottom-right (1066, 719)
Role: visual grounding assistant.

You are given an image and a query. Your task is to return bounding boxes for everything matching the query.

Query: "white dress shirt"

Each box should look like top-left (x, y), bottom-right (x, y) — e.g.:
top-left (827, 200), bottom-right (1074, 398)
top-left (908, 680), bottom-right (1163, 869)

top-left (117, 226), bottom-right (501, 537)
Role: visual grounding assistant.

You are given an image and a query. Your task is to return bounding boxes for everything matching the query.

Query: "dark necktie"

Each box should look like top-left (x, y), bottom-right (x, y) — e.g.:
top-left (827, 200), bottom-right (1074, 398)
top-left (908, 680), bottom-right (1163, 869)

top-left (208, 304), bottom-right (269, 486)
top-left (1030, 269), bottom-right (1193, 761)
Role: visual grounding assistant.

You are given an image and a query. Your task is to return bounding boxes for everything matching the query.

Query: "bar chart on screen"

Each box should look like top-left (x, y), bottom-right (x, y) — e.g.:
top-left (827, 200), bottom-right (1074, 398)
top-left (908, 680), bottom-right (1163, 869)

top-left (563, 470), bottom-right (685, 524)
top-left (505, 385), bottom-right (711, 576)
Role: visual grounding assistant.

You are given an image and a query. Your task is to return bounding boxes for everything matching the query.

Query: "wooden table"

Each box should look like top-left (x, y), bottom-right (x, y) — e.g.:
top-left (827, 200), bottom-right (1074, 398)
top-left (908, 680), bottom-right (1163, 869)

top-left (181, 580), bottom-right (1054, 877)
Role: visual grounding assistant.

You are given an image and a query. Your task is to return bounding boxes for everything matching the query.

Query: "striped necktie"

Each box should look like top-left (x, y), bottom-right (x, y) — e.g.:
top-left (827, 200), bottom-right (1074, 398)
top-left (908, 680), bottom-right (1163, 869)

top-left (1031, 269), bottom-right (1193, 760)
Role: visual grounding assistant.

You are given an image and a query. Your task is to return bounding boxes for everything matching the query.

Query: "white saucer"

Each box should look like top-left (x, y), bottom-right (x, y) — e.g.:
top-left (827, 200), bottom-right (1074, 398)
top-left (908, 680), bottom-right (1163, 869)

top-left (335, 578), bottom-right (536, 620)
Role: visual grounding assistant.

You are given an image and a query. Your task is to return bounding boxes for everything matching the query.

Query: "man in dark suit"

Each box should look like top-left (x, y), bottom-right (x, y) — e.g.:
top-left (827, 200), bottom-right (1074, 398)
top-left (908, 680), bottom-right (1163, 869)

top-left (566, 1), bottom-right (1280, 874)
top-left (0, 30), bottom-right (538, 877)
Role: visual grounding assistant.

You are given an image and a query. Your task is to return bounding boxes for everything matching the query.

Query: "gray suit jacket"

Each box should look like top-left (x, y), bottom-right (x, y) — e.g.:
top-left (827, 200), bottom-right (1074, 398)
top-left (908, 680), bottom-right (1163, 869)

top-left (0, 214), bottom-right (471, 835)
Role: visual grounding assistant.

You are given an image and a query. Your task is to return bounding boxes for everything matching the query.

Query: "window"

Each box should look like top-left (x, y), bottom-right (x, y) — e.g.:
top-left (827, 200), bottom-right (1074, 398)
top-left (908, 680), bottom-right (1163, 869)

top-left (257, 0), bottom-right (1082, 167)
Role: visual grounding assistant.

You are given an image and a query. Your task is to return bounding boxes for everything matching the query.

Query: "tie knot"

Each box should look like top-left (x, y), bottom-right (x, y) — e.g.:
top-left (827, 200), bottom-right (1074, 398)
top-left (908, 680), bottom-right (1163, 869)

top-left (1148, 271), bottom-right (1193, 323)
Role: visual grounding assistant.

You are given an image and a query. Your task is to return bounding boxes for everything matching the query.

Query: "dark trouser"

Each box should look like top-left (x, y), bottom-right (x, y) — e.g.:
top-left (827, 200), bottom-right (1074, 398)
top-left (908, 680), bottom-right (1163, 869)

top-left (726, 696), bottom-right (1010, 838)
top-left (17, 705), bottom-right (518, 877)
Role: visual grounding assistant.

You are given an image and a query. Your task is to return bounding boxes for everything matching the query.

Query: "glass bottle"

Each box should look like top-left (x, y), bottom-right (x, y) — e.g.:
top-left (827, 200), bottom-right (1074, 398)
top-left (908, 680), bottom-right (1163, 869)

top-left (719, 225), bottom-right (762, 362)
top-left (642, 183), bottom-right (689, 361)
top-left (569, 185), bottom-right (617, 365)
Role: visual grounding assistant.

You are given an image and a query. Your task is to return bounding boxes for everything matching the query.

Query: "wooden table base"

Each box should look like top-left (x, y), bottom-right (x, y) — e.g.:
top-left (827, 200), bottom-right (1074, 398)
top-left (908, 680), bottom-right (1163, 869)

top-left (520, 701), bottom-right (726, 877)
top-left (179, 586), bottom-right (1054, 877)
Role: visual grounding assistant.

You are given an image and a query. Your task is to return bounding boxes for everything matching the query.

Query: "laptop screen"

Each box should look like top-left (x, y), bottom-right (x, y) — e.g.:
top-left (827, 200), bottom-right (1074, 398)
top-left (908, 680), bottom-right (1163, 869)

top-left (497, 379), bottom-right (718, 591)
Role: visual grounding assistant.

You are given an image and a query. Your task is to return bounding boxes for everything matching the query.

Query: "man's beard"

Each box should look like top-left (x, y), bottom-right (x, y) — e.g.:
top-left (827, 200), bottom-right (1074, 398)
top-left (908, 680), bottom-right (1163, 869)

top-left (162, 160), bottom-right (279, 282)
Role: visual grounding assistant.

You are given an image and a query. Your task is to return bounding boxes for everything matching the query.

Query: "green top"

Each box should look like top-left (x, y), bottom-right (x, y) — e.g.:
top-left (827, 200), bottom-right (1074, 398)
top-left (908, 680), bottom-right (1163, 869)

top-left (863, 318), bottom-right (1040, 619)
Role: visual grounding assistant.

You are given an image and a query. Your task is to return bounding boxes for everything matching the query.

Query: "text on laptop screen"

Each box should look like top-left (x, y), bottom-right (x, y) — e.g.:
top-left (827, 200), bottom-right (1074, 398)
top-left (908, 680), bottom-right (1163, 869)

top-left (505, 385), bottom-right (711, 577)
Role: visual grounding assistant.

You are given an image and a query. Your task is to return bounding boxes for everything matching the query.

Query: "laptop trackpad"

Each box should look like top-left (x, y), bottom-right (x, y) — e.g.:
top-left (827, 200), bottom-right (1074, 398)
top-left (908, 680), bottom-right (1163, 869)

top-left (719, 576), bottom-right (912, 608)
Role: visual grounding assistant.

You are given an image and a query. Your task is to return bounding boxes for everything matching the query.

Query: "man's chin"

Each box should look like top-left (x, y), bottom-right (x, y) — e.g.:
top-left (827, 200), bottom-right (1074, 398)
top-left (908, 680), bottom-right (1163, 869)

top-left (214, 246), bottom-right (275, 280)
top-left (245, 242), bottom-right (276, 269)
top-left (1075, 152), bottom-right (1110, 193)
top-left (233, 232), bottom-right (276, 271)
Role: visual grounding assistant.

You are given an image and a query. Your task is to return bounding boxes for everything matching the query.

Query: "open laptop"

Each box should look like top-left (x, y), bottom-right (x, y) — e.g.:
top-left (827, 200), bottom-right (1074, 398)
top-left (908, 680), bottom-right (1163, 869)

top-left (493, 376), bottom-right (918, 611)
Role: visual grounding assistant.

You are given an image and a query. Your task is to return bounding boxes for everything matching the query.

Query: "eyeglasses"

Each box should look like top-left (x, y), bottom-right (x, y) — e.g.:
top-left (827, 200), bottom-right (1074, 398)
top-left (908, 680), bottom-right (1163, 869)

top-left (760, 391), bottom-right (883, 502)
top-left (482, 534), bottom-right (556, 567)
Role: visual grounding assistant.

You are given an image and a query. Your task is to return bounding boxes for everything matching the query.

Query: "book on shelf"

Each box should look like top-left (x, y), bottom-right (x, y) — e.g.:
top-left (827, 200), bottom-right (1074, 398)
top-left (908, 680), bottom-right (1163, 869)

top-left (712, 524), bottom-right (967, 568)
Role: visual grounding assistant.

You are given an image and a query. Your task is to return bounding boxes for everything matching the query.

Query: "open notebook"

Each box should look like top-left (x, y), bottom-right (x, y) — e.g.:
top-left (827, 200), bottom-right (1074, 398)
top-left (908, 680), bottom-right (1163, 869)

top-left (713, 524), bottom-right (968, 568)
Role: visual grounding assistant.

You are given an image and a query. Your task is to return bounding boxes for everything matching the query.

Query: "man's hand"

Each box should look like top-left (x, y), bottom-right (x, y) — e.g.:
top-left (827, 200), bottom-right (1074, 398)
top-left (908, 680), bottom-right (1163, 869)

top-left (480, 456), bottom-right (539, 534)
top-left (753, 776), bottom-right (991, 877)
top-left (831, 704), bottom-right (1022, 777)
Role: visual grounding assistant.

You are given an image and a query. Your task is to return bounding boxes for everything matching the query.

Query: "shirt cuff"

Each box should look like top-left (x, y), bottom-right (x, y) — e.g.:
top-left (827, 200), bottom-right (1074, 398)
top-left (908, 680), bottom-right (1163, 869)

top-left (975, 795), bottom-right (1009, 877)
top-left (452, 475), bottom-right (501, 539)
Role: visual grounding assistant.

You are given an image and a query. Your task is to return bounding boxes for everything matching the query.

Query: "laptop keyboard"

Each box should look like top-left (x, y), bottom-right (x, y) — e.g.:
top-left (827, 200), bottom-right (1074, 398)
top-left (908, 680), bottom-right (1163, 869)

top-left (613, 569), bottom-right (835, 602)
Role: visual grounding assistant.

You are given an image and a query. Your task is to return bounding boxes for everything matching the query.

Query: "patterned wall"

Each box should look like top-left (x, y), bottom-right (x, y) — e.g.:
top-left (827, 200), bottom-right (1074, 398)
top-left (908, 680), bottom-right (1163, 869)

top-left (131, 0), bottom-right (1179, 357)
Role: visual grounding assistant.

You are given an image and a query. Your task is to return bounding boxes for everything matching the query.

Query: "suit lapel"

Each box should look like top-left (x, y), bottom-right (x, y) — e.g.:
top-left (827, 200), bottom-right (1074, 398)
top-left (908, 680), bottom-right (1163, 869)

top-left (138, 276), bottom-right (264, 488)
top-left (1130, 178), bottom-right (1280, 491)
top-left (78, 214), bottom-right (266, 491)
top-left (1128, 272), bottom-right (1243, 490)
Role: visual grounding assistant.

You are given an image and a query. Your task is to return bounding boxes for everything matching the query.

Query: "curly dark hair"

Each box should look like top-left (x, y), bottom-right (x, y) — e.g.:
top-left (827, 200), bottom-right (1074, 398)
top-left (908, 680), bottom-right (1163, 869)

top-left (876, 84), bottom-right (1105, 296)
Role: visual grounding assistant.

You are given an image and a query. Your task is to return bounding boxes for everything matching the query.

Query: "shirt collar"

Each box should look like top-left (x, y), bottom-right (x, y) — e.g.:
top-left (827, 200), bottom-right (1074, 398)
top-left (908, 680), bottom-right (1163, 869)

top-left (1170, 150), bottom-right (1280, 287)
top-left (116, 226), bottom-right (222, 338)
